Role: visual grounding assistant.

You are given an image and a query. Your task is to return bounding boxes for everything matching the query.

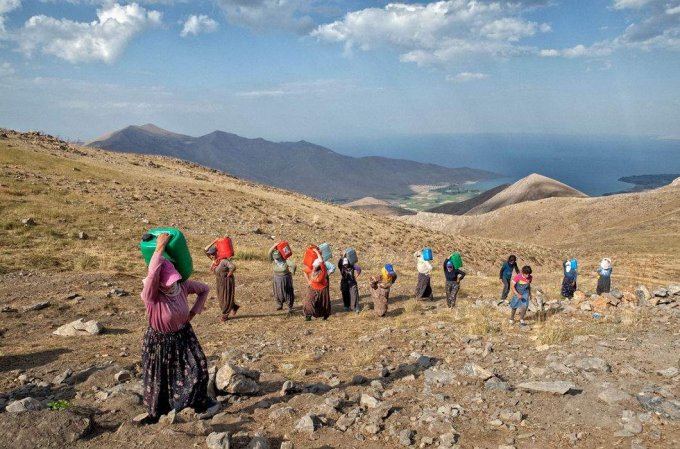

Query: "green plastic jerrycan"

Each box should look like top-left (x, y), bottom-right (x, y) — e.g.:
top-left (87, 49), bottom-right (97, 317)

top-left (449, 251), bottom-right (463, 270)
top-left (139, 227), bottom-right (193, 281)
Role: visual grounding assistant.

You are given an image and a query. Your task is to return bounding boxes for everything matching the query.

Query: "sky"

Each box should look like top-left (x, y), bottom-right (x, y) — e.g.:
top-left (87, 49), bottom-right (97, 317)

top-left (0, 0), bottom-right (679, 142)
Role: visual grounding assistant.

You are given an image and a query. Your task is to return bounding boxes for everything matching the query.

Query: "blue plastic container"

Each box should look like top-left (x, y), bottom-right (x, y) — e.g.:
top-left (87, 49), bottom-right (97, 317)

top-left (319, 243), bottom-right (332, 262)
top-left (324, 261), bottom-right (336, 274)
top-left (384, 263), bottom-right (395, 274)
top-left (422, 248), bottom-right (433, 261)
top-left (345, 247), bottom-right (358, 265)
top-left (570, 258), bottom-right (578, 270)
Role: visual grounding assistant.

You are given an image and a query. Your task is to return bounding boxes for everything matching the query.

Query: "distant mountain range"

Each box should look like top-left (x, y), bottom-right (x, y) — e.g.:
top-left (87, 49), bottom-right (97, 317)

top-left (88, 124), bottom-right (496, 202)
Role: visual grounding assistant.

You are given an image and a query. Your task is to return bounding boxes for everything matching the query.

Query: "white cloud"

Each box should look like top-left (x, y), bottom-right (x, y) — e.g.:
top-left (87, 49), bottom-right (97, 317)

top-left (447, 72), bottom-right (489, 82)
top-left (216, 0), bottom-right (316, 34)
top-left (180, 14), bottom-right (219, 37)
top-left (613, 0), bottom-right (655, 10)
top-left (312, 1), bottom-right (551, 64)
top-left (540, 43), bottom-right (614, 58)
top-left (17, 2), bottom-right (161, 63)
top-left (542, 1), bottom-right (680, 58)
top-left (0, 0), bottom-right (20, 15)
top-left (0, 0), bottom-right (21, 36)
top-left (235, 78), bottom-right (379, 98)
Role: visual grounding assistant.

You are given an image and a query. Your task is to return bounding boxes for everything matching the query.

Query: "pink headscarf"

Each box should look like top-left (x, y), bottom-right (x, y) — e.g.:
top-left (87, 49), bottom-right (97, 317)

top-left (159, 258), bottom-right (182, 288)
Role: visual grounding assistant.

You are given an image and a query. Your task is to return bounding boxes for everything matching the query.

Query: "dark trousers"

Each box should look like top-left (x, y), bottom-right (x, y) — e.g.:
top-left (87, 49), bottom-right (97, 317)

top-left (500, 278), bottom-right (511, 300)
top-left (446, 281), bottom-right (460, 307)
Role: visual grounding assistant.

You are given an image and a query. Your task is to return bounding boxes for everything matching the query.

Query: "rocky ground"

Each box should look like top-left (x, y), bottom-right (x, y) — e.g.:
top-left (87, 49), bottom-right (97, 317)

top-left (1, 267), bottom-right (679, 449)
top-left (1, 130), bottom-right (679, 448)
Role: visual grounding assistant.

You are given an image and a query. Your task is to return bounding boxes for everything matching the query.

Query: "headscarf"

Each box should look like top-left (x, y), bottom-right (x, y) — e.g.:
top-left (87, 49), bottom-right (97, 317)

top-left (159, 258), bottom-right (182, 288)
top-left (600, 258), bottom-right (612, 270)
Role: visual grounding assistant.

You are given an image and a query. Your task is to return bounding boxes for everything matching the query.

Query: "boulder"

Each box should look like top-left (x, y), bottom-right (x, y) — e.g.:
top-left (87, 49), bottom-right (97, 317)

top-left (206, 431), bottom-right (232, 449)
top-left (635, 286), bottom-right (652, 305)
top-left (0, 409), bottom-right (94, 448)
top-left (295, 414), bottom-right (318, 433)
top-left (53, 319), bottom-right (104, 337)
top-left (247, 434), bottom-right (270, 449)
top-left (598, 388), bottom-right (633, 405)
top-left (517, 381), bottom-right (576, 395)
top-left (215, 362), bottom-right (260, 395)
top-left (360, 394), bottom-right (380, 408)
top-left (6, 397), bottom-right (43, 413)
top-left (22, 302), bottom-right (50, 312)
top-left (637, 393), bottom-right (680, 420)
top-left (668, 285), bottom-right (680, 296)
top-left (462, 363), bottom-right (494, 380)
top-left (574, 357), bottom-right (610, 373)
top-left (609, 288), bottom-right (624, 300)
top-left (653, 288), bottom-right (668, 298)
top-left (399, 429), bottom-right (415, 446)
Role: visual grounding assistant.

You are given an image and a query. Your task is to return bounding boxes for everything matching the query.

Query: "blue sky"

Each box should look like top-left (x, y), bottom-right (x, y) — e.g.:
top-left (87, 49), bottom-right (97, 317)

top-left (0, 0), bottom-right (679, 142)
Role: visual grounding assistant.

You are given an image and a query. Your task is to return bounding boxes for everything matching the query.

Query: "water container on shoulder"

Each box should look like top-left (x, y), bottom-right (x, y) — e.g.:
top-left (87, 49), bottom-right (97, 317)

top-left (318, 243), bottom-right (332, 262)
top-left (302, 245), bottom-right (320, 273)
top-left (215, 237), bottom-right (234, 259)
top-left (381, 264), bottom-right (396, 284)
top-left (345, 247), bottom-right (358, 265)
top-left (140, 228), bottom-right (193, 281)
top-left (422, 248), bottom-right (433, 261)
top-left (571, 258), bottom-right (578, 271)
top-left (449, 252), bottom-right (463, 269)
top-left (324, 261), bottom-right (336, 274)
top-left (276, 241), bottom-right (293, 260)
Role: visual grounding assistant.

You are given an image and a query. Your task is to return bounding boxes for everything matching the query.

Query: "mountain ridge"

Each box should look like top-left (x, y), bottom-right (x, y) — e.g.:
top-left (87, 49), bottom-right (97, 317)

top-left (88, 124), bottom-right (496, 202)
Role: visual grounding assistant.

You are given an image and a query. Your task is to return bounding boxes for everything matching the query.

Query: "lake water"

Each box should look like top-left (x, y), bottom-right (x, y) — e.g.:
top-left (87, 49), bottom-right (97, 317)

top-left (325, 134), bottom-right (680, 196)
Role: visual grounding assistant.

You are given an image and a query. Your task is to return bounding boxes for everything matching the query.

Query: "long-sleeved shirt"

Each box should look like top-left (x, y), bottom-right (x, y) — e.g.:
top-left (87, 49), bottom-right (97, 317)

top-left (141, 252), bottom-right (210, 333)
top-left (499, 261), bottom-right (519, 279)
top-left (415, 253), bottom-right (433, 275)
top-left (443, 260), bottom-right (466, 282)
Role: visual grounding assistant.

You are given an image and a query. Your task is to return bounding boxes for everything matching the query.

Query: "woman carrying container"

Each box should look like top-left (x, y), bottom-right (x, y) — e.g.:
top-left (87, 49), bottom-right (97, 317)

top-left (339, 253), bottom-right (362, 312)
top-left (302, 248), bottom-right (331, 321)
top-left (370, 268), bottom-right (397, 317)
top-left (269, 244), bottom-right (296, 312)
top-left (414, 250), bottom-right (434, 301)
top-left (561, 258), bottom-right (578, 299)
top-left (205, 238), bottom-right (239, 322)
top-left (596, 258), bottom-right (613, 295)
top-left (141, 233), bottom-right (212, 422)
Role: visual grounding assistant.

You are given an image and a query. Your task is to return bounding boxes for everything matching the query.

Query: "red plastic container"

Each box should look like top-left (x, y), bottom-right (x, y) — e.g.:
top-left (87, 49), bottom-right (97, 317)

top-left (276, 241), bottom-right (293, 260)
top-left (302, 245), bottom-right (320, 273)
top-left (215, 237), bottom-right (234, 259)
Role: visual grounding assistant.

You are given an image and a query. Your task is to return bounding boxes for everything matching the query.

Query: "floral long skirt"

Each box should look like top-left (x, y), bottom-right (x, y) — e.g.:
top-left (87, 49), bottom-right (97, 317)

top-left (142, 323), bottom-right (210, 418)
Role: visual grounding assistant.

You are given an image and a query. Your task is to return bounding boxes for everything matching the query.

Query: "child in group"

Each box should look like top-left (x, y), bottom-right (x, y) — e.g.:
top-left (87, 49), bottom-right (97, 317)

top-left (509, 265), bottom-right (533, 326)
top-left (443, 260), bottom-right (466, 308)
top-left (499, 255), bottom-right (520, 302)
top-left (596, 258), bottom-right (613, 295)
top-left (370, 268), bottom-right (397, 317)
